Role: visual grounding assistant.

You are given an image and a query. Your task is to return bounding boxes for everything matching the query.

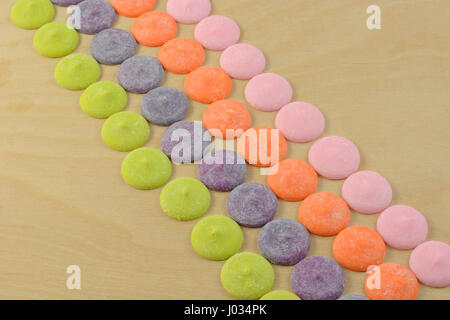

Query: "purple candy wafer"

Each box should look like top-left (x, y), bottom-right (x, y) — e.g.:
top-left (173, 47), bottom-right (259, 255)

top-left (51, 0), bottom-right (83, 5)
top-left (161, 120), bottom-right (212, 164)
top-left (227, 182), bottom-right (278, 228)
top-left (141, 87), bottom-right (189, 126)
top-left (90, 28), bottom-right (137, 65)
top-left (291, 256), bottom-right (346, 300)
top-left (198, 149), bottom-right (247, 192)
top-left (76, 0), bottom-right (116, 35)
top-left (258, 219), bottom-right (310, 266)
top-left (118, 56), bottom-right (164, 94)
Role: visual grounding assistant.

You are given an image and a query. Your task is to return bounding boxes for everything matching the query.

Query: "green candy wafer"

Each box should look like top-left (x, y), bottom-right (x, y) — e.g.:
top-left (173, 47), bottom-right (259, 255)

top-left (34, 22), bottom-right (79, 58)
top-left (80, 81), bottom-right (127, 119)
top-left (54, 53), bottom-right (101, 90)
top-left (101, 111), bottom-right (150, 152)
top-left (121, 147), bottom-right (172, 190)
top-left (260, 290), bottom-right (301, 300)
top-left (221, 252), bottom-right (274, 300)
top-left (160, 177), bottom-right (211, 221)
top-left (191, 215), bottom-right (243, 261)
top-left (11, 0), bottom-right (55, 30)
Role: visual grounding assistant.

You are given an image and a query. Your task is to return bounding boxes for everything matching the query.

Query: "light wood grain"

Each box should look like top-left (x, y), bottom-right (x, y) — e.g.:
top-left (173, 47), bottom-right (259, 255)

top-left (0, 0), bottom-right (449, 299)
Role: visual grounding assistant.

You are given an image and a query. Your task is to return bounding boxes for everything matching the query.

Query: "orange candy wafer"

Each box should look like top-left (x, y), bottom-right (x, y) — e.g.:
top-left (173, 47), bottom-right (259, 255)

top-left (365, 263), bottom-right (419, 300)
top-left (298, 192), bottom-right (350, 236)
top-left (184, 66), bottom-right (232, 104)
top-left (112, 0), bottom-right (156, 17)
top-left (202, 100), bottom-right (251, 139)
top-left (237, 127), bottom-right (287, 168)
top-left (132, 11), bottom-right (177, 47)
top-left (158, 38), bottom-right (205, 74)
top-left (266, 159), bottom-right (317, 201)
top-left (333, 226), bottom-right (386, 272)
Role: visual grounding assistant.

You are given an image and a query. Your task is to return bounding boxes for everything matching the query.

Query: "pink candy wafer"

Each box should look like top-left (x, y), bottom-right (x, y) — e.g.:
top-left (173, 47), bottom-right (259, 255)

top-left (308, 136), bottom-right (360, 180)
top-left (245, 73), bottom-right (293, 112)
top-left (166, 0), bottom-right (211, 24)
top-left (341, 171), bottom-right (392, 214)
top-left (194, 15), bottom-right (240, 51)
top-left (276, 102), bottom-right (325, 143)
top-left (220, 44), bottom-right (266, 80)
top-left (377, 205), bottom-right (428, 250)
top-left (409, 241), bottom-right (450, 288)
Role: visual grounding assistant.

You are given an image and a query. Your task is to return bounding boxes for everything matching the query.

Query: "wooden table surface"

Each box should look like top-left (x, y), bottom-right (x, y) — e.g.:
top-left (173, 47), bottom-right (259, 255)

top-left (0, 0), bottom-right (449, 299)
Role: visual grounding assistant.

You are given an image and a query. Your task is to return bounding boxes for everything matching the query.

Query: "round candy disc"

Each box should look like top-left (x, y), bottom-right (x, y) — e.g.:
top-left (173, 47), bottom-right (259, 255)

top-left (227, 182), bottom-right (278, 228)
top-left (376, 205), bottom-right (428, 250)
top-left (118, 56), bottom-right (164, 94)
top-left (245, 73), bottom-right (293, 111)
top-left (308, 136), bottom-right (360, 180)
top-left (198, 149), bottom-right (247, 192)
top-left (54, 53), bottom-right (101, 90)
top-left (160, 177), bottom-right (211, 221)
top-left (33, 22), bottom-right (79, 58)
top-left (365, 263), bottom-right (419, 300)
top-left (158, 38), bottom-right (205, 74)
top-left (141, 87), bottom-right (188, 126)
top-left (121, 147), bottom-right (172, 190)
top-left (194, 15), bottom-right (240, 51)
top-left (338, 294), bottom-right (368, 300)
top-left (220, 44), bottom-right (266, 80)
top-left (161, 120), bottom-right (212, 164)
top-left (166, 0), bottom-right (211, 24)
top-left (221, 252), bottom-right (274, 300)
top-left (237, 126), bottom-right (288, 168)
top-left (80, 81), bottom-right (127, 119)
top-left (298, 192), bottom-right (350, 236)
top-left (111, 0), bottom-right (156, 17)
top-left (11, 0), bottom-right (55, 30)
top-left (258, 219), bottom-right (310, 266)
top-left (409, 241), bottom-right (450, 288)
top-left (342, 171), bottom-right (392, 214)
top-left (101, 111), bottom-right (150, 152)
top-left (90, 28), bottom-right (137, 65)
top-left (276, 102), bottom-right (325, 143)
top-left (51, 0), bottom-right (83, 6)
top-left (290, 256), bottom-right (345, 300)
top-left (132, 11), bottom-right (177, 47)
top-left (185, 66), bottom-right (232, 104)
top-left (202, 100), bottom-right (251, 139)
top-left (333, 226), bottom-right (386, 272)
top-left (267, 159), bottom-right (318, 202)
top-left (76, 0), bottom-right (116, 35)
top-left (260, 290), bottom-right (301, 300)
top-left (191, 215), bottom-right (243, 261)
